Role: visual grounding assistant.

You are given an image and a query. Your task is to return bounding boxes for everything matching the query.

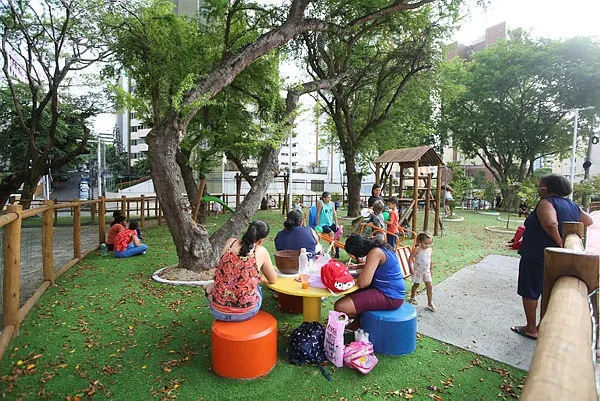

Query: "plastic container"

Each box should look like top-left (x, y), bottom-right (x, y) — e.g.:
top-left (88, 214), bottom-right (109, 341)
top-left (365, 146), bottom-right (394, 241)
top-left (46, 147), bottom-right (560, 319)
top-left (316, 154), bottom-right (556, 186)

top-left (298, 248), bottom-right (308, 276)
top-left (274, 249), bottom-right (300, 274)
top-left (101, 243), bottom-right (107, 256)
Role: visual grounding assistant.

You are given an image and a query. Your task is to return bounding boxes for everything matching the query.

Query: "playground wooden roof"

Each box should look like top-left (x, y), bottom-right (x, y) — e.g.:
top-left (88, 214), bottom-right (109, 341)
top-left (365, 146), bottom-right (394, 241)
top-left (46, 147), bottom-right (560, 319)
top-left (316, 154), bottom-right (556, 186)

top-left (373, 146), bottom-right (443, 167)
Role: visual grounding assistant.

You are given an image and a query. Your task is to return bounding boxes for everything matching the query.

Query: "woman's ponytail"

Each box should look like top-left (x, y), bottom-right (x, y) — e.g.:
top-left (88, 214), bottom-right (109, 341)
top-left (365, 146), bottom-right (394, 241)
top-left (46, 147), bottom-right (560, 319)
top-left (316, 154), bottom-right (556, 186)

top-left (239, 220), bottom-right (270, 256)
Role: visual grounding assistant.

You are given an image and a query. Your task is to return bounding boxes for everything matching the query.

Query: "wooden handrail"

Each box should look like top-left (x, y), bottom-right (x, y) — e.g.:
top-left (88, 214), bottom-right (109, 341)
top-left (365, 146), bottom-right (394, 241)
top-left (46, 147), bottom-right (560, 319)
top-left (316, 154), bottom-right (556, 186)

top-left (521, 221), bottom-right (599, 401)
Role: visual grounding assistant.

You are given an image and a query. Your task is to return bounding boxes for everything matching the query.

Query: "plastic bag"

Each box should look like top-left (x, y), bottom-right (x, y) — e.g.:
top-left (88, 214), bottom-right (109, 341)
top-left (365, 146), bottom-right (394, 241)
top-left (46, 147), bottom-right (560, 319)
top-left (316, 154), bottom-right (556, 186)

top-left (343, 341), bottom-right (378, 374)
top-left (324, 311), bottom-right (348, 367)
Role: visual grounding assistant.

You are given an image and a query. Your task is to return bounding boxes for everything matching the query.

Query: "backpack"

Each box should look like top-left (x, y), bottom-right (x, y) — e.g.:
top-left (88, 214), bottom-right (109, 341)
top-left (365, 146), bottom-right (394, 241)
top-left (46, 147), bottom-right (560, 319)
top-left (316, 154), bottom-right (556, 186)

top-left (321, 260), bottom-right (354, 294)
top-left (286, 322), bottom-right (330, 380)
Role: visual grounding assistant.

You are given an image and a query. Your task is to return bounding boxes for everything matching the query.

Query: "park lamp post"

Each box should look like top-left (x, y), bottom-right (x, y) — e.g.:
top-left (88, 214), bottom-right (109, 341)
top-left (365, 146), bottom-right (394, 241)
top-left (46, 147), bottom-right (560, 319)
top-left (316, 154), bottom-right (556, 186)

top-left (569, 106), bottom-right (595, 200)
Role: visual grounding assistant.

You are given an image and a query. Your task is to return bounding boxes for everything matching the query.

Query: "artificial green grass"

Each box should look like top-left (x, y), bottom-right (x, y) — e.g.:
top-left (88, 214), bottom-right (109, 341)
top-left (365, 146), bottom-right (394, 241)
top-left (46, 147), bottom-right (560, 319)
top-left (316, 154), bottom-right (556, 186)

top-left (0, 209), bottom-right (526, 400)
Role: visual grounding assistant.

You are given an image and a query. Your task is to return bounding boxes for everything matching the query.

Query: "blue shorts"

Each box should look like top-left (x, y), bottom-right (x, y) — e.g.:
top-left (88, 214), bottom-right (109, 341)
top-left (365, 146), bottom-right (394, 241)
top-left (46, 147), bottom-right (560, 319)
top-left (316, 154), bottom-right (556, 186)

top-left (517, 256), bottom-right (543, 300)
top-left (209, 286), bottom-right (263, 322)
top-left (321, 224), bottom-right (337, 234)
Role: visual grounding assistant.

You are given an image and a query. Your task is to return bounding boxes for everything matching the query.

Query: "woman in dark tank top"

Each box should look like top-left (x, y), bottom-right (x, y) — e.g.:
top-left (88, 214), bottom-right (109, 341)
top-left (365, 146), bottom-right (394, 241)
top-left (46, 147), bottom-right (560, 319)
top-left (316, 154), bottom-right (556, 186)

top-left (512, 174), bottom-right (592, 340)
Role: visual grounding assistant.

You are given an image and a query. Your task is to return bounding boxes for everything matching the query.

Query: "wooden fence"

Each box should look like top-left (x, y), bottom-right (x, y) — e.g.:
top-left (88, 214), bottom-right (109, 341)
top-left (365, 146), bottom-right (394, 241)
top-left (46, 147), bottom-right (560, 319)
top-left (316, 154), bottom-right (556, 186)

top-left (520, 222), bottom-right (599, 401)
top-left (0, 195), bottom-right (163, 360)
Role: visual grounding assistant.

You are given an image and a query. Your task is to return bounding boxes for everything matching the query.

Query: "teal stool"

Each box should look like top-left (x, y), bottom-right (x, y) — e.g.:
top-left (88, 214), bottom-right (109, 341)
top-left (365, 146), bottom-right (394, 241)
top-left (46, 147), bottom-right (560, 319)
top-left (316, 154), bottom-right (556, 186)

top-left (360, 302), bottom-right (417, 355)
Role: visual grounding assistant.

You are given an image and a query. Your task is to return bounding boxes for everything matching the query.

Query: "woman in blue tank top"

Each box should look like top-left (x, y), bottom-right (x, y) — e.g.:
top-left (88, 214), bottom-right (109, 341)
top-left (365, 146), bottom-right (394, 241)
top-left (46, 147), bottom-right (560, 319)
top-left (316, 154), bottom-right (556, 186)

top-left (512, 174), bottom-right (592, 340)
top-left (334, 235), bottom-right (406, 328)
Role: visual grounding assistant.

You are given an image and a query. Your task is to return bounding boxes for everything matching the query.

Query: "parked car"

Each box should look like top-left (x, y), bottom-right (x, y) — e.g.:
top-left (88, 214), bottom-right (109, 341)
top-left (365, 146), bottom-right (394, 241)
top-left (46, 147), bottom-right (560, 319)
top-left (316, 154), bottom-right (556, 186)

top-left (55, 174), bottom-right (70, 182)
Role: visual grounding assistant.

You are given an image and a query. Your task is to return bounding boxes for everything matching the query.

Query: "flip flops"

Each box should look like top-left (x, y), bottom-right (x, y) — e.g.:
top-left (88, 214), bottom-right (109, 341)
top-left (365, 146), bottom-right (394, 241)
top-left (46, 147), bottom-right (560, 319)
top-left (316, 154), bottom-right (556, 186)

top-left (511, 325), bottom-right (537, 340)
top-left (425, 305), bottom-right (437, 312)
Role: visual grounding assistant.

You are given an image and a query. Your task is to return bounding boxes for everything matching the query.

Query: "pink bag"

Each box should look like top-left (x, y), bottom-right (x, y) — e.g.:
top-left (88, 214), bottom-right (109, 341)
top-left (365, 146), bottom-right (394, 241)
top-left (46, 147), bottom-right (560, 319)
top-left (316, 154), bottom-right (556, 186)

top-left (324, 311), bottom-right (348, 367)
top-left (343, 341), bottom-right (378, 374)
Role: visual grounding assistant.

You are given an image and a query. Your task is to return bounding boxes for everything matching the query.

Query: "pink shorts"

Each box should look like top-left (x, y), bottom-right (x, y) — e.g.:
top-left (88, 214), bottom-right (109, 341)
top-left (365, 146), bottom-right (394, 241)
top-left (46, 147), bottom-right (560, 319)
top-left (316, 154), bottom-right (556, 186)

top-left (350, 287), bottom-right (404, 314)
top-left (412, 268), bottom-right (432, 284)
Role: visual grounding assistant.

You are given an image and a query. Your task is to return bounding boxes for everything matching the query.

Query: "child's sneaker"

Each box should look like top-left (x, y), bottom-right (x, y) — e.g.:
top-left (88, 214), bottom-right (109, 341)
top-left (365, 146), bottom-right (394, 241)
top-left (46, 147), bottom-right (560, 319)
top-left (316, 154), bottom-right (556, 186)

top-left (408, 298), bottom-right (417, 305)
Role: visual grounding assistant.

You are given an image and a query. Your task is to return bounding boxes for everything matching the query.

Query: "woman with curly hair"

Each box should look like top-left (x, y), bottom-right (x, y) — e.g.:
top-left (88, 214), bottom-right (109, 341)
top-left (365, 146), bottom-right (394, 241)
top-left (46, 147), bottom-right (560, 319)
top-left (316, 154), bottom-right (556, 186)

top-left (207, 220), bottom-right (277, 322)
top-left (512, 174), bottom-right (592, 340)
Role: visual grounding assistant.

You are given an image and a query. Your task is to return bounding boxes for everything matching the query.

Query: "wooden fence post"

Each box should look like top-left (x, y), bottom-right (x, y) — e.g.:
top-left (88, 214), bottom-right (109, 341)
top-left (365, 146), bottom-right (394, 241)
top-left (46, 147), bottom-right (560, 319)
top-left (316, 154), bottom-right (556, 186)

top-left (140, 194), bottom-right (145, 229)
top-left (42, 200), bottom-right (55, 286)
top-left (74, 199), bottom-right (82, 260)
top-left (3, 205), bottom-right (22, 335)
top-left (98, 196), bottom-right (106, 245)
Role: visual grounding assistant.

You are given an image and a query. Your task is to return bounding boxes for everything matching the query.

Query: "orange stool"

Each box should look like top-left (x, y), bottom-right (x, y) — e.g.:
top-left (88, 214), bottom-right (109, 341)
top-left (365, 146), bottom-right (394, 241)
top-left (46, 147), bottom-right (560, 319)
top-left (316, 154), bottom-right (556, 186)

top-left (211, 310), bottom-right (277, 379)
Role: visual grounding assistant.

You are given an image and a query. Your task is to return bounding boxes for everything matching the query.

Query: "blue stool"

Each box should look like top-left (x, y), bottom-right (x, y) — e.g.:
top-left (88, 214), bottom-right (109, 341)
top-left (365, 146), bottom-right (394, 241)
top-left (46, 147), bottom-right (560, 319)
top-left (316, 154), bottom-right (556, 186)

top-left (360, 302), bottom-right (417, 355)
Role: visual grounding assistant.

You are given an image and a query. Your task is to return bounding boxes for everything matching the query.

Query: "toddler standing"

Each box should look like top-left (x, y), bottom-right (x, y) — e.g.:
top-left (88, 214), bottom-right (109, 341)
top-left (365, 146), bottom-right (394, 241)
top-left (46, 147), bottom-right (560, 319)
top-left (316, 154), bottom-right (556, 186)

top-left (366, 200), bottom-right (386, 242)
top-left (385, 197), bottom-right (399, 248)
top-left (408, 232), bottom-right (436, 312)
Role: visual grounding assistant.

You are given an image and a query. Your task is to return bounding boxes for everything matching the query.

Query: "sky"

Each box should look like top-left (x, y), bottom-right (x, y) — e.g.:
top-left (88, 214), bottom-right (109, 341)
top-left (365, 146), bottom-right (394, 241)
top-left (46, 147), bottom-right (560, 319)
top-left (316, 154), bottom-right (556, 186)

top-left (454, 0), bottom-right (600, 44)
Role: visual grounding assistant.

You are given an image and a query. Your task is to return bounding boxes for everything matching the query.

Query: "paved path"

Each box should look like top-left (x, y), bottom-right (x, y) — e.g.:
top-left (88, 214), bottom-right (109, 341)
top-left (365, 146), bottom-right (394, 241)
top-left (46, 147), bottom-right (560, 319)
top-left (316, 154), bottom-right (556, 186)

top-left (0, 225), bottom-right (100, 306)
top-left (415, 255), bottom-right (535, 370)
top-left (585, 211), bottom-right (600, 254)
top-left (417, 213), bottom-right (600, 371)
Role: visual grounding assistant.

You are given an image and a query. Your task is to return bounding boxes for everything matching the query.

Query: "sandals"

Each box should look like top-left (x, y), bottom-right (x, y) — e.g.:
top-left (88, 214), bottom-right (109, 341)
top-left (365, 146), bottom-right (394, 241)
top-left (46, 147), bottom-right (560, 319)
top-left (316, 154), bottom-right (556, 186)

top-left (510, 325), bottom-right (537, 340)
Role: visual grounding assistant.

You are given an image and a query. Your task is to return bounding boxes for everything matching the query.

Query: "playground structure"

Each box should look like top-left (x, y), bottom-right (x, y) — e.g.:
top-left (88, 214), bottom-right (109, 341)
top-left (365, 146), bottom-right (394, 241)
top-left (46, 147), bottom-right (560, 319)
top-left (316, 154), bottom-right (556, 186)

top-left (373, 146), bottom-right (445, 235)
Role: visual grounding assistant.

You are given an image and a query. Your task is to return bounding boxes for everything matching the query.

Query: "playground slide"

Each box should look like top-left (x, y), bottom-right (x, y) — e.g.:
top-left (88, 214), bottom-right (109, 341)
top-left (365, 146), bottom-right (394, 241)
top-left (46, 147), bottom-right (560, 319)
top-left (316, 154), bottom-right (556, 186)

top-left (202, 196), bottom-right (235, 213)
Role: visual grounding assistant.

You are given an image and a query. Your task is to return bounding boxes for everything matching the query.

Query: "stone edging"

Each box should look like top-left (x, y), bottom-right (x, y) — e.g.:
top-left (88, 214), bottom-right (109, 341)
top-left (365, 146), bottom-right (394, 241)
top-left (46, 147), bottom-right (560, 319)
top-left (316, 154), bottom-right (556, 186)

top-left (478, 211), bottom-right (500, 216)
top-left (484, 226), bottom-right (515, 234)
top-left (444, 216), bottom-right (464, 222)
top-left (152, 265), bottom-right (213, 287)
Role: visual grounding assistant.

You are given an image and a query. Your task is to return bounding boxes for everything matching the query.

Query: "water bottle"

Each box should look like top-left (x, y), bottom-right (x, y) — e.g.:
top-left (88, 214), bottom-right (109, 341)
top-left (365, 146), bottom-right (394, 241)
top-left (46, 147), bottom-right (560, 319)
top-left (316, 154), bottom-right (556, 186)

top-left (298, 248), bottom-right (308, 276)
top-left (101, 243), bottom-right (107, 257)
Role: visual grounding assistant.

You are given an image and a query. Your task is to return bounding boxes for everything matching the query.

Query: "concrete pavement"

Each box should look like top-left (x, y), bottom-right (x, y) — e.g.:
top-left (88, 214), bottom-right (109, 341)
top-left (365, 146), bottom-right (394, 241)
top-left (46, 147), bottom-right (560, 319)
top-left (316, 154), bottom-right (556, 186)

top-left (416, 211), bottom-right (600, 371)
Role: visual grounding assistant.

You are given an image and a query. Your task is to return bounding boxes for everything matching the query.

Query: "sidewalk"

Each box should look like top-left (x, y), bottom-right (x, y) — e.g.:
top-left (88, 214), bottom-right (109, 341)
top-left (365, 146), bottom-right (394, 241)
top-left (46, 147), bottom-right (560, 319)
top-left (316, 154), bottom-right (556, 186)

top-left (415, 255), bottom-right (534, 370)
top-left (417, 213), bottom-right (600, 372)
top-left (585, 211), bottom-right (600, 254)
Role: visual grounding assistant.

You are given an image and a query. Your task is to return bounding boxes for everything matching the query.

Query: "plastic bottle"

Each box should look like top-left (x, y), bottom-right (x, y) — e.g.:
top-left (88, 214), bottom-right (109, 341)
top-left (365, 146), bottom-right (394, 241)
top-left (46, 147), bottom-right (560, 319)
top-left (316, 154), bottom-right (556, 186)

top-left (298, 248), bottom-right (308, 276)
top-left (101, 243), bottom-right (107, 257)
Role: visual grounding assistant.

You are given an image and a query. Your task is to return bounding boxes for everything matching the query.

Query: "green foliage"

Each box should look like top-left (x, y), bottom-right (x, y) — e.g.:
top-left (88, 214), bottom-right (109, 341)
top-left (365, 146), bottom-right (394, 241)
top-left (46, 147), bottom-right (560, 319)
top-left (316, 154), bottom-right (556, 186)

top-left (132, 158), bottom-right (151, 176)
top-left (302, 0), bottom-right (460, 199)
top-left (574, 176), bottom-right (600, 203)
top-left (105, 145), bottom-right (130, 177)
top-left (439, 33), bottom-right (600, 187)
top-left (107, 0), bottom-right (286, 172)
top-left (447, 163), bottom-right (472, 201)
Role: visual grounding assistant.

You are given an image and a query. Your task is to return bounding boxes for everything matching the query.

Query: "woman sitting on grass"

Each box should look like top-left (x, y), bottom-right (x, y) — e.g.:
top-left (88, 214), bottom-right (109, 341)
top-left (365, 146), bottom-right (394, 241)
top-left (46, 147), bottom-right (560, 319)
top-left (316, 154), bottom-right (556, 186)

top-left (207, 220), bottom-right (277, 322)
top-left (113, 220), bottom-right (148, 258)
top-left (106, 215), bottom-right (127, 251)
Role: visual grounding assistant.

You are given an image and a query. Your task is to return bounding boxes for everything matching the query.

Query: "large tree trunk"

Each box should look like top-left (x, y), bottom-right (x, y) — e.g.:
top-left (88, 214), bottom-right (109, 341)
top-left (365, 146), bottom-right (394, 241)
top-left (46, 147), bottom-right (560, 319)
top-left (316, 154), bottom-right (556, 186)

top-left (344, 154), bottom-right (362, 218)
top-left (175, 148), bottom-right (199, 212)
top-left (146, 120), bottom-right (214, 272)
top-left (146, 118), bottom-right (280, 272)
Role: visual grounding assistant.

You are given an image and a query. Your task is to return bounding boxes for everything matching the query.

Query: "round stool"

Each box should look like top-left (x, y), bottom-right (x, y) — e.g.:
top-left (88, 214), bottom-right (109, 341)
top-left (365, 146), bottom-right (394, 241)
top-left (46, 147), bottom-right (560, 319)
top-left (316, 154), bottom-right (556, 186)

top-left (360, 302), bottom-right (417, 356)
top-left (211, 310), bottom-right (277, 379)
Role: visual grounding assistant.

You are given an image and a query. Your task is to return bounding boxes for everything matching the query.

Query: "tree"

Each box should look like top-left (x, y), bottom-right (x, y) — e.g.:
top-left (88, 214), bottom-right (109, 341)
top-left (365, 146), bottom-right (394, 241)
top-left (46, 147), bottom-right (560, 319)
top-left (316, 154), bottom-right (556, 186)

top-left (299, 3), bottom-right (458, 216)
top-left (439, 32), bottom-right (600, 201)
top-left (109, 0), bottom-right (452, 272)
top-left (0, 0), bottom-right (112, 208)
